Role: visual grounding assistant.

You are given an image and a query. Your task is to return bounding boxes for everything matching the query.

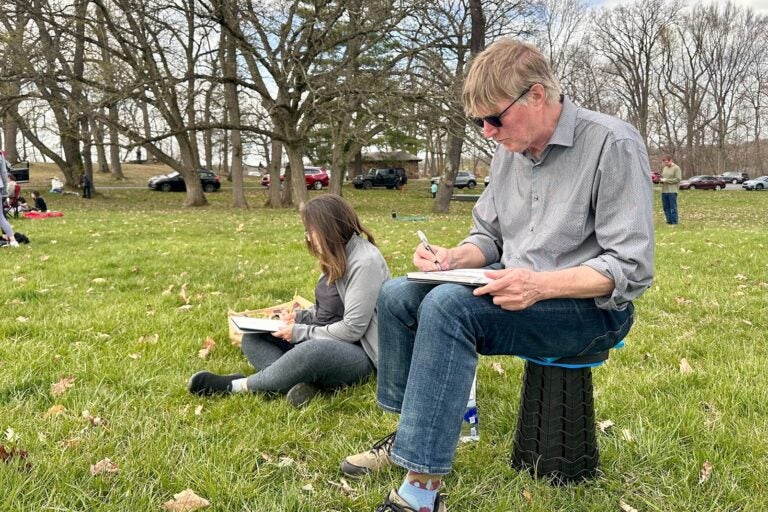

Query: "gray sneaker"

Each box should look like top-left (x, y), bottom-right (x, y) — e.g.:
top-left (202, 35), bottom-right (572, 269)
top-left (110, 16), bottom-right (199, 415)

top-left (375, 489), bottom-right (447, 512)
top-left (340, 431), bottom-right (396, 477)
top-left (286, 382), bottom-right (321, 407)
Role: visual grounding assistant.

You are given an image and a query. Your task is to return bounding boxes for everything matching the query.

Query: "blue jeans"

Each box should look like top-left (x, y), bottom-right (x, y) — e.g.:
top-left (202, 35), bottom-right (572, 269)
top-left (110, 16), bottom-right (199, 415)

top-left (662, 192), bottom-right (678, 224)
top-left (376, 277), bottom-right (634, 474)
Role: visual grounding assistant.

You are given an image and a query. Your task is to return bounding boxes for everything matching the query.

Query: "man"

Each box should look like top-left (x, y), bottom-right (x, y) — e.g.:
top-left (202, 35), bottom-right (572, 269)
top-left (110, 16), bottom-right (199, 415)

top-left (660, 156), bottom-right (681, 225)
top-left (341, 38), bottom-right (655, 512)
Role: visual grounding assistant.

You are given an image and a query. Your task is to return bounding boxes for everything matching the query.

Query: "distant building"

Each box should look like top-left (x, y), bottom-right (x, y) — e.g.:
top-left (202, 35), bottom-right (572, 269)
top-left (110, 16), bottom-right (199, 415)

top-left (360, 151), bottom-right (421, 179)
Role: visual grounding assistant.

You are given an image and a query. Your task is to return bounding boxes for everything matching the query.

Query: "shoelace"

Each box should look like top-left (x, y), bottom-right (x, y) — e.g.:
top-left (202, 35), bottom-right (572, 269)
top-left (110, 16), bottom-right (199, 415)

top-left (370, 431), bottom-right (396, 456)
top-left (374, 500), bottom-right (414, 512)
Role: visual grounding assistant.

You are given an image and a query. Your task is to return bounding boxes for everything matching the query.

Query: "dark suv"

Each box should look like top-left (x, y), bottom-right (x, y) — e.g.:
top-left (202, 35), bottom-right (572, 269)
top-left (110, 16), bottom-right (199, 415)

top-left (352, 168), bottom-right (408, 190)
top-left (718, 171), bottom-right (749, 184)
top-left (148, 169), bottom-right (221, 192)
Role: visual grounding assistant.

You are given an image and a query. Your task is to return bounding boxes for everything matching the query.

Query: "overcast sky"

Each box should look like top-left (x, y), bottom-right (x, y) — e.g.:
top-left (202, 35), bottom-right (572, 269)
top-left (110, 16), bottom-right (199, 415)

top-left (596, 0), bottom-right (768, 13)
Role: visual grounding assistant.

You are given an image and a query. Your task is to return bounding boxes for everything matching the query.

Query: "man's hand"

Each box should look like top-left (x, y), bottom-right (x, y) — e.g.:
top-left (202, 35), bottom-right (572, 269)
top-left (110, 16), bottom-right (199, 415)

top-left (413, 244), bottom-right (451, 271)
top-left (473, 268), bottom-right (548, 310)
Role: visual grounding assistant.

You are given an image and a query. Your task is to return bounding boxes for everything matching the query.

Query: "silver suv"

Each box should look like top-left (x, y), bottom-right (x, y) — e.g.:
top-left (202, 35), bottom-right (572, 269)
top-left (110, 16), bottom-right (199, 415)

top-left (431, 171), bottom-right (477, 189)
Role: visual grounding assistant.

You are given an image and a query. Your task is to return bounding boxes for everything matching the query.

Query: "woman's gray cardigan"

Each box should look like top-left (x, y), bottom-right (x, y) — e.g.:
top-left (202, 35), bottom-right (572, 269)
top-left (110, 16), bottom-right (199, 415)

top-left (291, 234), bottom-right (390, 368)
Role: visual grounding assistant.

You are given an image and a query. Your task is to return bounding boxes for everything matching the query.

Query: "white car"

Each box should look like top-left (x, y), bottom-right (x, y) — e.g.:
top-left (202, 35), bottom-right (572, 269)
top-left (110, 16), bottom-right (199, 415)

top-left (742, 176), bottom-right (768, 190)
top-left (484, 175), bottom-right (489, 187)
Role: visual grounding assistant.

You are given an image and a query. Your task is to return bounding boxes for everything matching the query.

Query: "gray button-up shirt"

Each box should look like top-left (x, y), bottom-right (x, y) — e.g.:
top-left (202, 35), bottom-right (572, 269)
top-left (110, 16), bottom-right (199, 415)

top-left (463, 96), bottom-right (654, 310)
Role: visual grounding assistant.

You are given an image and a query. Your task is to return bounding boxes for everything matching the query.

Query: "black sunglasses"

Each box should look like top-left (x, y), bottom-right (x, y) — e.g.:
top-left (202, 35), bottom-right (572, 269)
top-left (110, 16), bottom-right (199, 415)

top-left (472, 86), bottom-right (532, 128)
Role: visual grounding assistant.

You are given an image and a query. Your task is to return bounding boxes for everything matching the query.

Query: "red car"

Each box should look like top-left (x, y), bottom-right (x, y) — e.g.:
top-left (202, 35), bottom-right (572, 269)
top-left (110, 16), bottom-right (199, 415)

top-left (261, 166), bottom-right (329, 190)
top-left (651, 171), bottom-right (662, 184)
top-left (678, 175), bottom-right (726, 190)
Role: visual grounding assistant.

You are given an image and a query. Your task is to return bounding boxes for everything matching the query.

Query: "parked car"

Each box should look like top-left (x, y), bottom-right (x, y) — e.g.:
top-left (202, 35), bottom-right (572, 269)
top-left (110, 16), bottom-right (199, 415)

top-left (9, 161), bottom-right (30, 183)
top-left (429, 171), bottom-right (478, 189)
top-left (262, 166), bottom-right (329, 190)
top-left (484, 175), bottom-right (490, 187)
top-left (718, 171), bottom-right (749, 184)
top-left (148, 169), bottom-right (221, 192)
top-left (353, 168), bottom-right (408, 189)
top-left (678, 175), bottom-right (726, 190)
top-left (651, 171), bottom-right (662, 184)
top-left (742, 175), bottom-right (768, 190)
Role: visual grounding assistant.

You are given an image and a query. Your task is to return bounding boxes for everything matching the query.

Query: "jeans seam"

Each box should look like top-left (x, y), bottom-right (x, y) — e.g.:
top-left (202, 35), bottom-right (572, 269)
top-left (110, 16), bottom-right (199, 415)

top-left (576, 308), bottom-right (634, 357)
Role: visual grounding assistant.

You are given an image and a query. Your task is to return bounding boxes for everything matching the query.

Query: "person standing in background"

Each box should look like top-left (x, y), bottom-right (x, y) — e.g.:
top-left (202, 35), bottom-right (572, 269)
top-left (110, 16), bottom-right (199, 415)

top-left (660, 156), bottom-right (681, 225)
top-left (80, 173), bottom-right (92, 199)
top-left (430, 181), bottom-right (438, 199)
top-left (0, 151), bottom-right (20, 247)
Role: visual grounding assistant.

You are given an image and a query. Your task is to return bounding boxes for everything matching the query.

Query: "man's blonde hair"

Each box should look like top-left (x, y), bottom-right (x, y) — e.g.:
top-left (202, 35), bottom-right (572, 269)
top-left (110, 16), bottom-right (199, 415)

top-left (463, 38), bottom-right (562, 117)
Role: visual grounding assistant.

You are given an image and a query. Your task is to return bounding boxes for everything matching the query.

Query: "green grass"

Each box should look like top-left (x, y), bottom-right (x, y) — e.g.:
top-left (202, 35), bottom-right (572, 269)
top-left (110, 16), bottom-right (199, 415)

top-left (1, 182), bottom-right (767, 511)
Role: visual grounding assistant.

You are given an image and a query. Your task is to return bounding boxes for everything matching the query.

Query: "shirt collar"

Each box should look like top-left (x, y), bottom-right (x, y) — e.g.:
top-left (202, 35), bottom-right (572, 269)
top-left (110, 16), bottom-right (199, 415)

top-left (548, 95), bottom-right (576, 148)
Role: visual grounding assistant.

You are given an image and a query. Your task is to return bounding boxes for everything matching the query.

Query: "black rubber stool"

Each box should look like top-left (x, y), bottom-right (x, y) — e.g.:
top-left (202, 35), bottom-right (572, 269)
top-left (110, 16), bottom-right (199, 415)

top-left (510, 350), bottom-right (612, 485)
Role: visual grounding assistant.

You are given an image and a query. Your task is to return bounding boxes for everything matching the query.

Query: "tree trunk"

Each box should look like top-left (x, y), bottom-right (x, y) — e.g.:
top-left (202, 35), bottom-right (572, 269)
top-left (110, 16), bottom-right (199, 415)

top-left (221, 20), bottom-right (247, 208)
top-left (94, 114), bottom-right (109, 174)
top-left (267, 139), bottom-right (283, 207)
top-left (285, 143), bottom-right (308, 209)
top-left (108, 104), bottom-right (124, 179)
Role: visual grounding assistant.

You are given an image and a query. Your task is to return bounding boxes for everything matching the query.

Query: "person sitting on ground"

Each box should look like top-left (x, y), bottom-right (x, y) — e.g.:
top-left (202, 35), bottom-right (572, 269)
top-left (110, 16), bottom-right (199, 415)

top-left (340, 38), bottom-right (655, 512)
top-left (30, 191), bottom-right (48, 212)
top-left (187, 194), bottom-right (390, 407)
top-left (50, 176), bottom-right (64, 194)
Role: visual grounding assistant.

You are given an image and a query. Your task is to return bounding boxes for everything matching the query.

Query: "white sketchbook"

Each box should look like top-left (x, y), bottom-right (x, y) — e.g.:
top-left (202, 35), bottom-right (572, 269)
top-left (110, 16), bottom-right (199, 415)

top-left (406, 268), bottom-right (490, 287)
top-left (230, 316), bottom-right (285, 333)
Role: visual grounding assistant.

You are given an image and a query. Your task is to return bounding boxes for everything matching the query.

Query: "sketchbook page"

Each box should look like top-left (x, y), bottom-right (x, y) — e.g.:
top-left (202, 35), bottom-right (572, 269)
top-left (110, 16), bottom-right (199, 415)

top-left (230, 316), bottom-right (285, 333)
top-left (406, 268), bottom-right (490, 286)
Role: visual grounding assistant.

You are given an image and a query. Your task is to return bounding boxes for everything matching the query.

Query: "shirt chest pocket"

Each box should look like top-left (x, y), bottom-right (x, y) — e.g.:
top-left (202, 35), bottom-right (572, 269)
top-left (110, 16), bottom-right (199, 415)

top-left (539, 201), bottom-right (588, 253)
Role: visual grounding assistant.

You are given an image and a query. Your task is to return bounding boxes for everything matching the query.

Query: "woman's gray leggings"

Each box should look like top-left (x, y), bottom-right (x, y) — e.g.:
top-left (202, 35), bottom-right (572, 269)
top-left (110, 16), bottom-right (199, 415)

top-left (241, 333), bottom-right (374, 393)
top-left (0, 207), bottom-right (14, 239)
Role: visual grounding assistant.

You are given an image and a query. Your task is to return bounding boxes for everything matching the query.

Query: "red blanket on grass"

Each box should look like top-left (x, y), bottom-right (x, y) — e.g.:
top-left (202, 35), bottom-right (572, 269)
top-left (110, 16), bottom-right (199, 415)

top-left (23, 211), bottom-right (64, 219)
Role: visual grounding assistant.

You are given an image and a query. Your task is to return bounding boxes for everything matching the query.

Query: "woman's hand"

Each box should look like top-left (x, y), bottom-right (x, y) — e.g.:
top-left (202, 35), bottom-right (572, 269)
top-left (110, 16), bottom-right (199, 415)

top-left (278, 309), bottom-right (296, 325)
top-left (273, 324), bottom-right (293, 343)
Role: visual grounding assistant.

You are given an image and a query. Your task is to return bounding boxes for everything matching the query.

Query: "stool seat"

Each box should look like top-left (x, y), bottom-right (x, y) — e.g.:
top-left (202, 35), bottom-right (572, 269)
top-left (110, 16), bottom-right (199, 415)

top-left (510, 345), bottom-right (621, 485)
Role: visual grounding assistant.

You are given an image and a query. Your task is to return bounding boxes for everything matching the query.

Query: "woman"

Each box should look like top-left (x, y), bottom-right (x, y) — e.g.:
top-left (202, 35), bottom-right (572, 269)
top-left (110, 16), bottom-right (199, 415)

top-left (188, 195), bottom-right (390, 406)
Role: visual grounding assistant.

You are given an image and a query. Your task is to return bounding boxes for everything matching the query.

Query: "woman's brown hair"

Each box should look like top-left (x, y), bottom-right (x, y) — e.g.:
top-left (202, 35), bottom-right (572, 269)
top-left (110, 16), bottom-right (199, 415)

top-left (300, 195), bottom-right (376, 284)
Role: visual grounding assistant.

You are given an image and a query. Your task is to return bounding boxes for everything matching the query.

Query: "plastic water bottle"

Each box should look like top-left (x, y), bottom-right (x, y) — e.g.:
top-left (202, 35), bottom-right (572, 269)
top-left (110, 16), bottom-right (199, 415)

top-left (460, 373), bottom-right (479, 442)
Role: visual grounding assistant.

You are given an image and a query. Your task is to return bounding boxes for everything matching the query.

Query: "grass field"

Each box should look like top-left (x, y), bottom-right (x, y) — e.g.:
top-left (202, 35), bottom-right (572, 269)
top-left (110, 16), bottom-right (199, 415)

top-left (1, 175), bottom-right (767, 511)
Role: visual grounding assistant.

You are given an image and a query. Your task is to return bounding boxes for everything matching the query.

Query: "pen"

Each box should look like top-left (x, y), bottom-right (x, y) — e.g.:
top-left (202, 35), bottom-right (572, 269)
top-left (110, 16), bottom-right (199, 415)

top-left (417, 230), bottom-right (442, 270)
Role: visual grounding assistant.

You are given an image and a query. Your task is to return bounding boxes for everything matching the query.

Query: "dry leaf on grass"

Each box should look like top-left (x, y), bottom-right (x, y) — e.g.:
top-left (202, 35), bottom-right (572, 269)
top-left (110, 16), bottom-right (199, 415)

top-left (0, 444), bottom-right (31, 470)
top-left (679, 358), bottom-right (693, 374)
top-left (619, 499), bottom-right (638, 512)
top-left (128, 353), bottom-right (141, 360)
top-left (301, 483), bottom-right (314, 493)
top-left (82, 410), bottom-right (104, 427)
top-left (597, 420), bottom-right (615, 433)
top-left (13, 276), bottom-right (26, 283)
top-left (163, 489), bottom-right (210, 511)
top-left (521, 489), bottom-right (534, 504)
top-left (162, 284), bottom-right (175, 296)
top-left (51, 376), bottom-right (76, 396)
top-left (699, 460), bottom-right (713, 485)
top-left (177, 304), bottom-right (193, 312)
top-left (90, 458), bottom-right (120, 476)
top-left (92, 278), bottom-right (107, 284)
top-left (490, 362), bottom-right (505, 375)
top-left (621, 429), bottom-right (635, 443)
top-left (194, 405), bottom-right (203, 416)
top-left (198, 337), bottom-right (216, 359)
top-left (45, 405), bottom-right (66, 418)
top-left (138, 333), bottom-right (159, 345)
top-left (180, 283), bottom-right (190, 304)
top-left (16, 316), bottom-right (29, 323)
top-left (327, 478), bottom-right (356, 496)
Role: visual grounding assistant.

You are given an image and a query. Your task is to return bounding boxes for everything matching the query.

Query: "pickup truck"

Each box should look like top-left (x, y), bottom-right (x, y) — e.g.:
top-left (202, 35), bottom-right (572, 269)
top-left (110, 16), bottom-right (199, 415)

top-left (352, 168), bottom-right (408, 189)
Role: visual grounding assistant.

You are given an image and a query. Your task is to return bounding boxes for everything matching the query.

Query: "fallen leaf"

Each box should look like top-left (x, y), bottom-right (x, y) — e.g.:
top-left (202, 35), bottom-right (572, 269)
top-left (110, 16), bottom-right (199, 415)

top-left (521, 489), bottom-right (534, 504)
top-left (13, 276), bottom-right (26, 283)
top-left (0, 444), bottom-right (30, 467)
top-left (177, 305), bottom-right (193, 312)
top-left (277, 456), bottom-right (295, 467)
top-left (699, 460), bottom-right (713, 485)
top-left (180, 283), bottom-right (190, 304)
top-left (163, 489), bottom-right (210, 511)
top-left (138, 333), bottom-right (159, 345)
top-left (16, 316), bottom-right (29, 323)
top-left (51, 376), bottom-right (76, 396)
top-left (128, 353), bottom-right (141, 360)
top-left (198, 337), bottom-right (216, 359)
top-left (194, 405), bottom-right (203, 416)
top-left (92, 278), bottom-right (107, 284)
top-left (621, 429), bottom-right (635, 443)
top-left (490, 362), bottom-right (505, 375)
top-left (680, 358), bottom-right (693, 374)
top-left (162, 284), bottom-right (175, 296)
top-left (619, 499), bottom-right (638, 512)
top-left (82, 410), bottom-right (104, 427)
top-left (90, 458), bottom-right (120, 476)
top-left (62, 437), bottom-right (82, 449)
top-left (597, 420), bottom-right (615, 433)
top-left (45, 405), bottom-right (66, 418)
top-left (301, 483), bottom-right (314, 492)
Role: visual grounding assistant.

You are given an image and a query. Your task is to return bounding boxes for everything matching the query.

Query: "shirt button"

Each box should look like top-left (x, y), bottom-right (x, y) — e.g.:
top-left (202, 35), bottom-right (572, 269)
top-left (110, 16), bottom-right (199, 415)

top-left (533, 195), bottom-right (539, 201)
top-left (529, 226), bottom-right (534, 232)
